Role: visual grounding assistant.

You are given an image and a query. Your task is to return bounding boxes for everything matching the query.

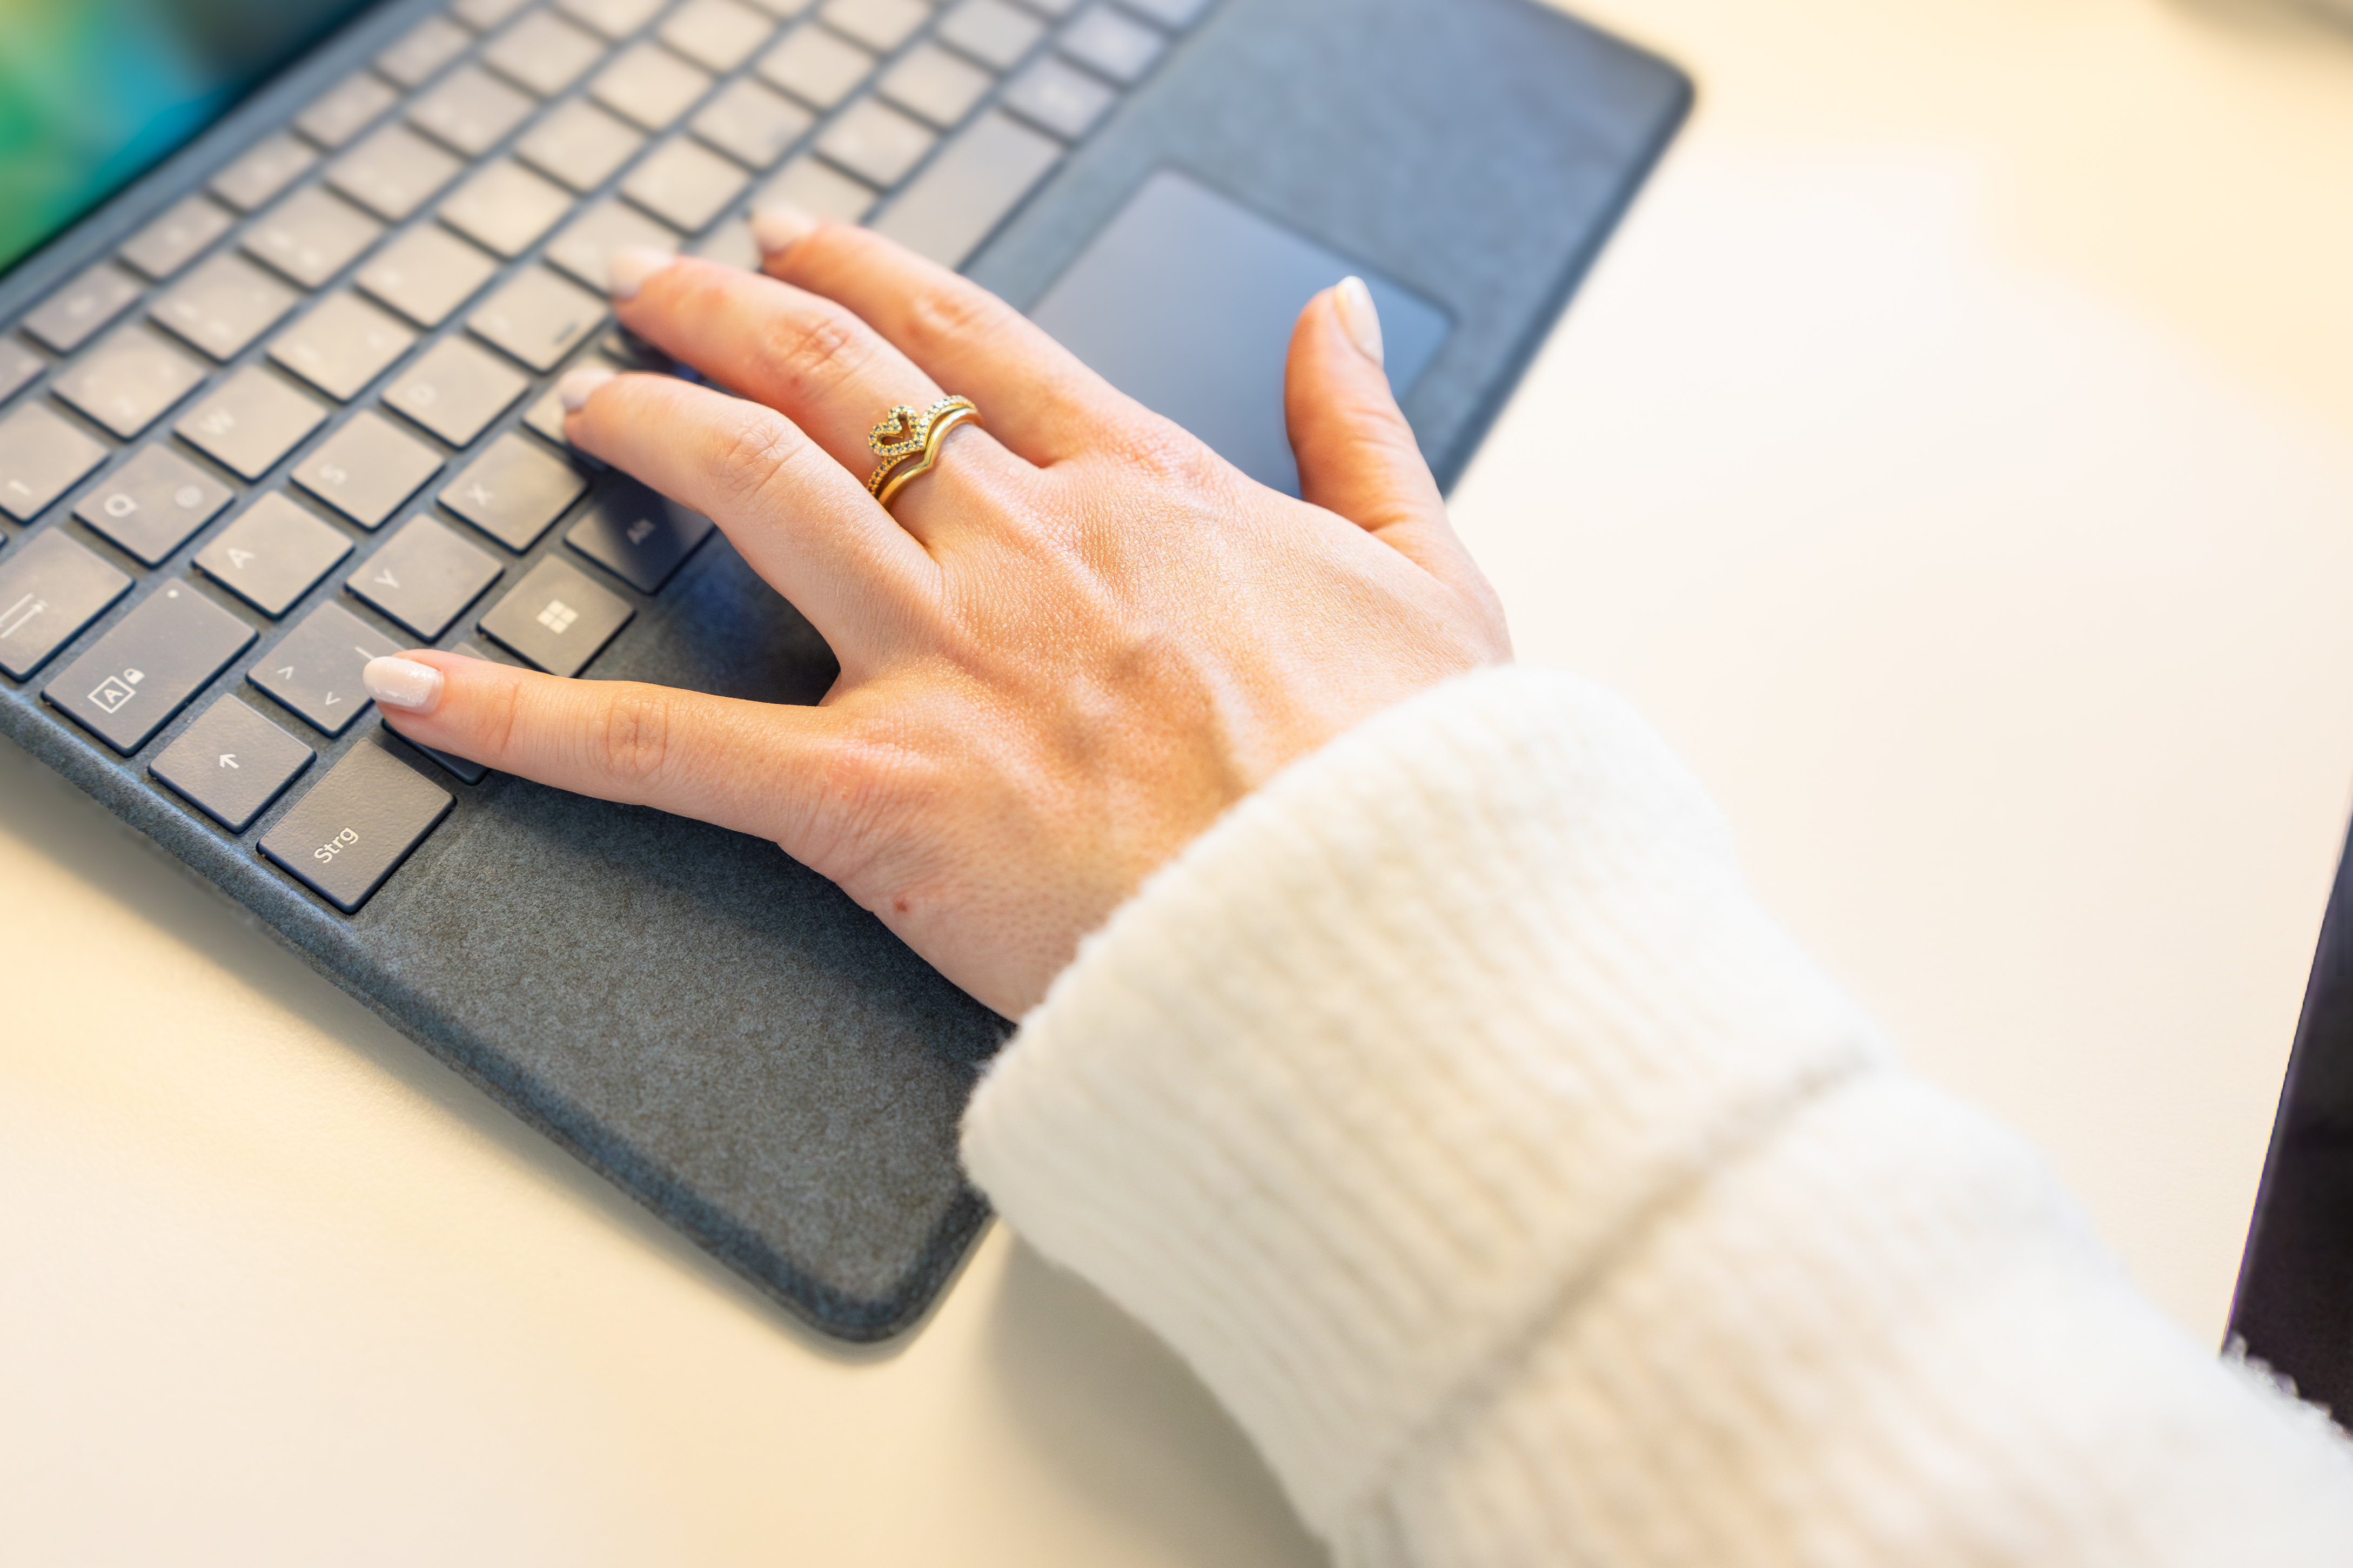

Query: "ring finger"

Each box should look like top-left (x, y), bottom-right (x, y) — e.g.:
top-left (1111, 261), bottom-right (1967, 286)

top-left (603, 248), bottom-right (1018, 540)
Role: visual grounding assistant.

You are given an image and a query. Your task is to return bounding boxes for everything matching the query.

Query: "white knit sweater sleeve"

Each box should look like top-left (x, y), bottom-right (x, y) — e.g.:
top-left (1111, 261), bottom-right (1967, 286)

top-left (960, 667), bottom-right (2353, 1566)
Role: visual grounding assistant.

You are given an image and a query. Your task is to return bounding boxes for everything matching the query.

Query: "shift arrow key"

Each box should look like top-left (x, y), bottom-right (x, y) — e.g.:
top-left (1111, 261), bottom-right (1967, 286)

top-left (152, 696), bottom-right (314, 831)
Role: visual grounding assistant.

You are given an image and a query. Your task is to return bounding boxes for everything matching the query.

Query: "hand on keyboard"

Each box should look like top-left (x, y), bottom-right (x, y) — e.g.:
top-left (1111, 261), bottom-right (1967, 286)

top-left (363, 207), bottom-right (1510, 1018)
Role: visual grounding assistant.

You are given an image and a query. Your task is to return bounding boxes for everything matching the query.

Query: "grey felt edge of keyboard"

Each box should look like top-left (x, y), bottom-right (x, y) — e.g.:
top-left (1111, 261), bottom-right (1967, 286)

top-left (0, 698), bottom-right (988, 1343)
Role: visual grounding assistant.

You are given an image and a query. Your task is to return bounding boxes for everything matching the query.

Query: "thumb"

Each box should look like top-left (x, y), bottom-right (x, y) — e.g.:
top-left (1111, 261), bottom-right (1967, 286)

top-left (1283, 279), bottom-right (1474, 590)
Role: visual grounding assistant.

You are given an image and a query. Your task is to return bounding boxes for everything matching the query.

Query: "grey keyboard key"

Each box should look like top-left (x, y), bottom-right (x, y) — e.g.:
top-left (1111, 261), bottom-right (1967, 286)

top-left (755, 155), bottom-right (876, 222)
top-left (251, 600), bottom-right (400, 735)
top-left (936, 0), bottom-right (1044, 68)
top-left (210, 133), bottom-right (319, 213)
top-left (1118, 0), bottom-right (1211, 25)
top-left (566, 470), bottom-right (714, 591)
top-left (439, 159), bottom-right (576, 258)
top-left (468, 268), bottom-right (608, 374)
top-left (24, 264), bottom-right (144, 355)
top-left (44, 580), bottom-right (256, 753)
top-left (151, 253), bottom-right (300, 361)
top-left (545, 200), bottom-right (681, 291)
top-left (250, 600), bottom-right (400, 735)
top-left (560, 0), bottom-right (667, 37)
top-left (593, 43), bottom-right (716, 131)
top-left (259, 739), bottom-right (452, 912)
top-left (516, 98), bottom-right (648, 192)
top-left (483, 10), bottom-right (608, 97)
top-left (691, 78), bottom-right (812, 169)
top-left (242, 186), bottom-right (386, 290)
top-left (0, 339), bottom-right (42, 406)
top-left (346, 514), bottom-right (503, 638)
top-left (269, 292), bottom-right (419, 402)
top-left (0, 404), bottom-right (108, 522)
top-left (1059, 5), bottom-right (1162, 82)
top-left (441, 431), bottom-right (588, 548)
top-left (693, 217), bottom-right (761, 269)
top-left (816, 98), bottom-right (937, 187)
top-left (662, 0), bottom-right (778, 70)
top-left (151, 697), bottom-right (314, 831)
top-left (872, 111), bottom-right (1058, 265)
top-left (330, 125), bottom-right (466, 223)
top-left (356, 224), bottom-right (500, 327)
top-left (378, 15), bottom-right (473, 87)
top-left (51, 324), bottom-right (209, 439)
top-left (118, 195), bottom-right (235, 281)
top-left (293, 409), bottom-right (446, 529)
top-left (75, 446), bottom-right (234, 565)
top-left (455, 0), bottom-right (534, 28)
top-left (297, 71), bottom-right (402, 149)
top-left (0, 531), bottom-right (132, 679)
top-left (411, 65), bottom-right (539, 157)
top-left (879, 44), bottom-right (994, 129)
top-left (478, 553), bottom-right (633, 675)
top-left (195, 493), bottom-right (353, 616)
top-left (381, 337), bottom-right (531, 445)
top-left (175, 368), bottom-right (329, 482)
top-left (622, 137), bottom-right (752, 232)
top-left (821, 0), bottom-right (930, 52)
top-left (758, 25), bottom-right (877, 110)
top-left (1000, 54), bottom-right (1110, 125)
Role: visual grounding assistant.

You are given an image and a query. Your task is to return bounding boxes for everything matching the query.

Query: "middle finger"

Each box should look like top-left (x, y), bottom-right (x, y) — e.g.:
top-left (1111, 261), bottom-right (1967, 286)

top-left (609, 251), bottom-right (1026, 534)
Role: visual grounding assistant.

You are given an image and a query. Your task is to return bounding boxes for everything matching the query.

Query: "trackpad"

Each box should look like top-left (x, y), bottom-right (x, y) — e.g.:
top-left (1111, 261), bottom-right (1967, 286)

top-left (1026, 170), bottom-right (1451, 496)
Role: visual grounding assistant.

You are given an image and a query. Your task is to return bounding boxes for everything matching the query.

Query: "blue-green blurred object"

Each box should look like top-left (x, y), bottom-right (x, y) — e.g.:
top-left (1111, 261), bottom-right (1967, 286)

top-left (0, 0), bottom-right (366, 275)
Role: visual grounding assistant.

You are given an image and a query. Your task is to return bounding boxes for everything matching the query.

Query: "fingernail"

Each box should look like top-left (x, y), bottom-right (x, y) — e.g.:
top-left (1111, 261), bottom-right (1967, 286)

top-left (558, 365), bottom-right (615, 411)
top-left (750, 202), bottom-right (821, 258)
top-left (607, 245), bottom-right (676, 300)
top-left (364, 656), bottom-right (444, 713)
top-left (1334, 275), bottom-right (1384, 367)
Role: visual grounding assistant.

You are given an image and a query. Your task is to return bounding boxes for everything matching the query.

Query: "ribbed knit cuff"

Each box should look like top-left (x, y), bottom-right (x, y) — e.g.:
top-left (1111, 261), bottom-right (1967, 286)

top-left (960, 668), bottom-right (1886, 1535)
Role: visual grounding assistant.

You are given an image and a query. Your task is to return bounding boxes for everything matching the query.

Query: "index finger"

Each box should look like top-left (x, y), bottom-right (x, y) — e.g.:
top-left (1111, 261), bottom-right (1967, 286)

top-left (363, 650), bottom-right (846, 856)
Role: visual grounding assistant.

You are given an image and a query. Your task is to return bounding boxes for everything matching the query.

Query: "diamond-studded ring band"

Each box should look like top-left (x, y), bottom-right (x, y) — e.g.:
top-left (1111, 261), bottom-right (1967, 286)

top-left (866, 395), bottom-right (981, 509)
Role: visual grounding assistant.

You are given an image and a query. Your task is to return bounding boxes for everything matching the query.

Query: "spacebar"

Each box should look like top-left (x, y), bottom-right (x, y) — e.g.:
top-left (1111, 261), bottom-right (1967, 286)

top-left (871, 112), bottom-right (1063, 269)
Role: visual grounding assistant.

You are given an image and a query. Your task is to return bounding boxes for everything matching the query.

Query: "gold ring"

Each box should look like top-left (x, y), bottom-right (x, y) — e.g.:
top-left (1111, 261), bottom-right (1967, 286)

top-left (866, 395), bottom-right (980, 508)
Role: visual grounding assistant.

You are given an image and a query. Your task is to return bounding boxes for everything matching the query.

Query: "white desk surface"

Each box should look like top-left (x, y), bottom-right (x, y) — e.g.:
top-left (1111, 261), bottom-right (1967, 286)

top-left (9, 0), bottom-right (2353, 1560)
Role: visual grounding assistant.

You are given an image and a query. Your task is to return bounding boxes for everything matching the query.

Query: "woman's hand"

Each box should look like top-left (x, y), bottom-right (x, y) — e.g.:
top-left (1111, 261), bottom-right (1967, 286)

top-left (365, 210), bottom-right (1510, 1019)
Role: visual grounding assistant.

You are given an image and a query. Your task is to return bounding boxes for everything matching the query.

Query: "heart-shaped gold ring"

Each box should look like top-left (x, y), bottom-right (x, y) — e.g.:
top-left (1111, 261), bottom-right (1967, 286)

top-left (866, 395), bottom-right (981, 506)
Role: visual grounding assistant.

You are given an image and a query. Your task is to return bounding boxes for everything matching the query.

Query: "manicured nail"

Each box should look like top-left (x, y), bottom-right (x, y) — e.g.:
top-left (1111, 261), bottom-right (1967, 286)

top-left (750, 202), bottom-right (821, 258)
top-left (364, 656), bottom-right (444, 713)
top-left (1334, 275), bottom-right (1384, 367)
top-left (558, 365), bottom-right (614, 411)
top-left (606, 245), bottom-right (676, 300)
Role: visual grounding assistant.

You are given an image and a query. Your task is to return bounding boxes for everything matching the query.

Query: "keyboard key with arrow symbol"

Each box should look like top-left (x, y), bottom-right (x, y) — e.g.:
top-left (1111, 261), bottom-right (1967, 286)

top-left (248, 600), bottom-right (399, 735)
top-left (151, 695), bottom-right (315, 831)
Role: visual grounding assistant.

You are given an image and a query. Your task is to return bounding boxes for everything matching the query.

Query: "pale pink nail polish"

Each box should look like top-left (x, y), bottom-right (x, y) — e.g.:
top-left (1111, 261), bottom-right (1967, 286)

top-left (1335, 275), bottom-right (1384, 367)
top-left (558, 366), bottom-right (615, 412)
top-left (364, 656), bottom-right (444, 713)
top-left (606, 245), bottom-right (677, 300)
top-left (750, 203), bottom-right (821, 258)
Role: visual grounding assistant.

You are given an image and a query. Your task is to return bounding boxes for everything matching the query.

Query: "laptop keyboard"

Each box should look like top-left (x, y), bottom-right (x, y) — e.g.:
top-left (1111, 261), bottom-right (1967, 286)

top-left (1, 0), bottom-right (1213, 916)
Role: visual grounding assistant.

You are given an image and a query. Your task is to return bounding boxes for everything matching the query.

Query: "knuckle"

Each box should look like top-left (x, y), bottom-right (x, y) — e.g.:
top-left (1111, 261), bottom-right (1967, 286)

top-left (898, 281), bottom-right (1012, 359)
top-left (765, 308), bottom-right (872, 397)
top-left (591, 683), bottom-right (675, 792)
top-left (702, 406), bottom-right (815, 514)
